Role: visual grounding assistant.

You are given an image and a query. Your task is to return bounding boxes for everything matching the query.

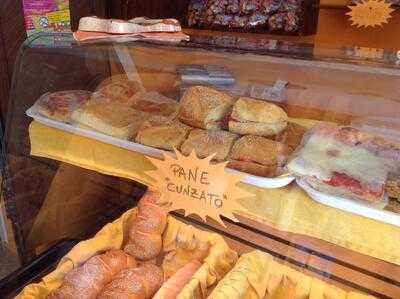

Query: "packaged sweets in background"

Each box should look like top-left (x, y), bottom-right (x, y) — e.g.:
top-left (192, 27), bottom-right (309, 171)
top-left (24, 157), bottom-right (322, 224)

top-left (23, 0), bottom-right (71, 36)
top-left (187, 0), bottom-right (319, 35)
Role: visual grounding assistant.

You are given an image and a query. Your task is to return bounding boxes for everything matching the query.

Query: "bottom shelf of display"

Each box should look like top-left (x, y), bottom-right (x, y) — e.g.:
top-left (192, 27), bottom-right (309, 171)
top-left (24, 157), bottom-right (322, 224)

top-left (3, 209), bottom-right (398, 299)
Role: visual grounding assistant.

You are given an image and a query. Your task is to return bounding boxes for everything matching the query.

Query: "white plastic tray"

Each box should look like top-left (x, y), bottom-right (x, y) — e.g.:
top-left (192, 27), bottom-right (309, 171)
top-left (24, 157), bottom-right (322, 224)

top-left (297, 179), bottom-right (400, 227)
top-left (26, 104), bottom-right (295, 189)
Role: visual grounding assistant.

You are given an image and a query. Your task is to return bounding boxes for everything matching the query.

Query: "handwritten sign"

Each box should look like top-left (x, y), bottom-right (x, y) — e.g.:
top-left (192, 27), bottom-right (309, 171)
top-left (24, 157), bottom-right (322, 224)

top-left (146, 149), bottom-right (252, 226)
top-left (347, 0), bottom-right (394, 28)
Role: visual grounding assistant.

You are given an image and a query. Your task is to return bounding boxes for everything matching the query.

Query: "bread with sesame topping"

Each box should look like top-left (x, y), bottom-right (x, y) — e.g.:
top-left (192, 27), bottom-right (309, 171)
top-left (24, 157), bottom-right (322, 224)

top-left (178, 86), bottom-right (234, 130)
top-left (229, 97), bottom-right (288, 137)
top-left (228, 135), bottom-right (293, 177)
top-left (181, 129), bottom-right (239, 161)
top-left (386, 179), bottom-right (400, 201)
top-left (135, 119), bottom-right (192, 151)
top-left (275, 122), bottom-right (307, 150)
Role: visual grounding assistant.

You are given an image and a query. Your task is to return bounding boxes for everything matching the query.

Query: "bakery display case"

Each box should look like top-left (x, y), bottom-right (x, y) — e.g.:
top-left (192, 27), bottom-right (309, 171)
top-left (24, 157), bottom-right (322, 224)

top-left (1, 32), bottom-right (400, 298)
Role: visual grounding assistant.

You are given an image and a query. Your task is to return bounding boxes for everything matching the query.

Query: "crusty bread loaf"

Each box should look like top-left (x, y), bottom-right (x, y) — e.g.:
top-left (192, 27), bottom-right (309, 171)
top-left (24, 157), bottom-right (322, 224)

top-left (275, 122), bottom-right (306, 150)
top-left (98, 264), bottom-right (163, 299)
top-left (125, 230), bottom-right (163, 261)
top-left (95, 78), bottom-right (144, 106)
top-left (132, 91), bottom-right (179, 120)
top-left (386, 179), bottom-right (400, 201)
top-left (71, 102), bottom-right (146, 139)
top-left (385, 198), bottom-right (400, 213)
top-left (162, 235), bottom-right (210, 280)
top-left (135, 119), bottom-right (192, 151)
top-left (231, 97), bottom-right (287, 123)
top-left (124, 190), bottom-right (167, 261)
top-left (37, 90), bottom-right (92, 123)
top-left (229, 121), bottom-right (287, 137)
top-left (228, 136), bottom-right (292, 177)
top-left (229, 135), bottom-right (293, 167)
top-left (48, 250), bottom-right (136, 299)
top-left (179, 86), bottom-right (234, 130)
top-left (153, 261), bottom-right (202, 299)
top-left (181, 129), bottom-right (239, 161)
top-left (229, 97), bottom-right (288, 136)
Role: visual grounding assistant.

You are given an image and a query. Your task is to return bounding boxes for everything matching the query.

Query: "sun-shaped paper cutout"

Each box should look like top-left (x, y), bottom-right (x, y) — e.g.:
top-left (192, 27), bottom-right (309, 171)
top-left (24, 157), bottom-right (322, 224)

top-left (347, 0), bottom-right (394, 28)
top-left (146, 149), bottom-right (253, 227)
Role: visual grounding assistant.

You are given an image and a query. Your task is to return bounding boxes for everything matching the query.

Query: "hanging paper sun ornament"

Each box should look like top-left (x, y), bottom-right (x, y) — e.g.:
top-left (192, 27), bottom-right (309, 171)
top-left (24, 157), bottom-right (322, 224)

top-left (347, 0), bottom-right (394, 28)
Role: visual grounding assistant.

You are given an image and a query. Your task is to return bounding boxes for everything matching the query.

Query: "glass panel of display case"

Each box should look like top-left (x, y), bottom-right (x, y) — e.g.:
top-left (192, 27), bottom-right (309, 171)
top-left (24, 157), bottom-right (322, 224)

top-left (1, 33), bottom-right (400, 298)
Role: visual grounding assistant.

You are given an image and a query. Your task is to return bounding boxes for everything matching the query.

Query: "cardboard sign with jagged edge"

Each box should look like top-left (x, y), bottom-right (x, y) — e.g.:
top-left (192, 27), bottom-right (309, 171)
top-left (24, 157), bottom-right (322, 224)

top-left (146, 149), bottom-right (252, 227)
top-left (347, 0), bottom-right (394, 28)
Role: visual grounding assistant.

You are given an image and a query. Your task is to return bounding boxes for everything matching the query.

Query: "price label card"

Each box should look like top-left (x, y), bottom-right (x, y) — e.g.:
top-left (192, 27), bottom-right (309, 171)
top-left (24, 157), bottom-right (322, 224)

top-left (353, 47), bottom-right (384, 59)
top-left (146, 149), bottom-right (252, 226)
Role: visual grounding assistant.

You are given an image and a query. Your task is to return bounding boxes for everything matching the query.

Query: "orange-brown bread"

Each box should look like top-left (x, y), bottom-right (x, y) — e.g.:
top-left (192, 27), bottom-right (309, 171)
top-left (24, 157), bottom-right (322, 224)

top-left (47, 250), bottom-right (136, 299)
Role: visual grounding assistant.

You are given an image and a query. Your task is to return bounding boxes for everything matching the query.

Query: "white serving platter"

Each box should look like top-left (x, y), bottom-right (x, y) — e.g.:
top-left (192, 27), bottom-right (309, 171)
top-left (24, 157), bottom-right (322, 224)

top-left (297, 179), bottom-right (400, 227)
top-left (26, 103), bottom-right (295, 189)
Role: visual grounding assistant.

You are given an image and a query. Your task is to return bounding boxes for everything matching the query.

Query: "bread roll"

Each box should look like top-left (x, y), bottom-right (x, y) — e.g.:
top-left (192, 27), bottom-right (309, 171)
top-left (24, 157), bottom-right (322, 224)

top-left (135, 119), bottom-right (192, 151)
top-left (135, 204), bottom-right (168, 234)
top-left (181, 129), bottom-right (239, 161)
top-left (229, 97), bottom-right (288, 136)
top-left (71, 102), bottom-right (146, 139)
top-left (179, 86), bottom-right (234, 130)
top-left (37, 90), bottom-right (92, 123)
top-left (138, 187), bottom-right (165, 207)
top-left (386, 179), bottom-right (400, 201)
top-left (132, 91), bottom-right (179, 120)
top-left (386, 198), bottom-right (400, 213)
top-left (275, 122), bottom-right (306, 150)
top-left (95, 78), bottom-right (144, 106)
top-left (47, 250), bottom-right (136, 299)
top-left (162, 236), bottom-right (210, 279)
top-left (124, 189), bottom-right (167, 261)
top-left (125, 230), bottom-right (163, 261)
top-left (98, 263), bottom-right (163, 299)
top-left (228, 135), bottom-right (292, 177)
top-left (153, 261), bottom-right (202, 299)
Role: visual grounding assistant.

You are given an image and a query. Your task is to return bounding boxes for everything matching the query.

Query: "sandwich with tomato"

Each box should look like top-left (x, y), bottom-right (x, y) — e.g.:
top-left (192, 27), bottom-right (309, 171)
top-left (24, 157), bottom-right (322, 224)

top-left (287, 125), bottom-right (400, 203)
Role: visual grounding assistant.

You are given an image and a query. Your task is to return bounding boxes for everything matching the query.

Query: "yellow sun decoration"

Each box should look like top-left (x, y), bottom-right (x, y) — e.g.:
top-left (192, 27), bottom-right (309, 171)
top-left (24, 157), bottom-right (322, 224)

top-left (347, 0), bottom-right (394, 28)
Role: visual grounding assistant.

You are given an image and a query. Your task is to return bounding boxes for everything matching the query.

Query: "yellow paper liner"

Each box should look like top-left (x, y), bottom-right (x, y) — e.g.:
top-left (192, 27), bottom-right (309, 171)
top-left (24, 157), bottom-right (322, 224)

top-left (155, 217), bottom-right (238, 299)
top-left (15, 208), bottom-right (237, 299)
top-left (208, 250), bottom-right (376, 299)
top-left (29, 121), bottom-right (400, 266)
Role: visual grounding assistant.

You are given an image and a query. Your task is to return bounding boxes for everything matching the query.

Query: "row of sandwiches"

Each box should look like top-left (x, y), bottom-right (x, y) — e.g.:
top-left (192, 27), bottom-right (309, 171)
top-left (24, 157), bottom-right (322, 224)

top-left (36, 77), bottom-right (400, 204)
top-left (37, 81), bottom-right (303, 178)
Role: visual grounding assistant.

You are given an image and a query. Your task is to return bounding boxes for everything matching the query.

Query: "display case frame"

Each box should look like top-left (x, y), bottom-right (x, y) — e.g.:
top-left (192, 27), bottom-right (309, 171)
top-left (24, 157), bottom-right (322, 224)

top-left (1, 32), bottom-right (400, 298)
